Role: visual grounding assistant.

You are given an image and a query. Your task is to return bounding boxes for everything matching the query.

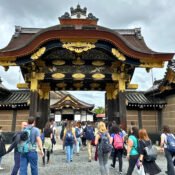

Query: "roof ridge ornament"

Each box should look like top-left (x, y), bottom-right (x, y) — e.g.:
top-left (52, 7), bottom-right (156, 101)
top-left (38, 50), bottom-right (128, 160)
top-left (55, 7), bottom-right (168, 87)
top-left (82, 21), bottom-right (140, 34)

top-left (70, 4), bottom-right (87, 18)
top-left (59, 4), bottom-right (98, 23)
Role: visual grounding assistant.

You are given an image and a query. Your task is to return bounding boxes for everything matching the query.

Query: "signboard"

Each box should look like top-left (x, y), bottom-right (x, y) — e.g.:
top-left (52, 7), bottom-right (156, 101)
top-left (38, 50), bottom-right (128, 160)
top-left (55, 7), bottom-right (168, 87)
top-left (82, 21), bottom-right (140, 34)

top-left (55, 114), bottom-right (61, 122)
top-left (62, 109), bottom-right (74, 114)
top-left (87, 114), bottom-right (93, 121)
top-left (74, 114), bottom-right (81, 121)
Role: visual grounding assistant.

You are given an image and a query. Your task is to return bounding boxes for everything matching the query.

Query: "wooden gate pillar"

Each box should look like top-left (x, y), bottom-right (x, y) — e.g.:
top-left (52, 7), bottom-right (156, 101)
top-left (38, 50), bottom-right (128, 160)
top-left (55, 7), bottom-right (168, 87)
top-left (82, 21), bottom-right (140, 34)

top-left (118, 92), bottom-right (127, 130)
top-left (38, 83), bottom-right (50, 129)
top-left (29, 72), bottom-right (45, 129)
top-left (105, 83), bottom-right (120, 123)
top-left (118, 72), bottom-right (127, 130)
top-left (105, 71), bottom-right (127, 130)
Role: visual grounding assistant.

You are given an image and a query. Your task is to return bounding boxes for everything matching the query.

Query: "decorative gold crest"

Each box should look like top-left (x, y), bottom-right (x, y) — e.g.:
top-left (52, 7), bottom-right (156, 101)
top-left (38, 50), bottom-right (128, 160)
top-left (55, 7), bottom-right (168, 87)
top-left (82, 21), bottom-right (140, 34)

top-left (92, 61), bottom-right (105, 66)
top-left (52, 73), bottom-right (65, 79)
top-left (92, 73), bottom-right (105, 80)
top-left (72, 73), bottom-right (85, 80)
top-left (52, 60), bottom-right (65, 66)
top-left (31, 47), bottom-right (46, 60)
top-left (62, 42), bottom-right (95, 53)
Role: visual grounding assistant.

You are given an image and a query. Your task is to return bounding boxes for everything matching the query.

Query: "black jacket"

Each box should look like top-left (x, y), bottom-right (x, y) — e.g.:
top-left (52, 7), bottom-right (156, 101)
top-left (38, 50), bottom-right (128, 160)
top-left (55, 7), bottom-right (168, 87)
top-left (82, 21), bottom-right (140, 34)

top-left (7, 132), bottom-right (21, 153)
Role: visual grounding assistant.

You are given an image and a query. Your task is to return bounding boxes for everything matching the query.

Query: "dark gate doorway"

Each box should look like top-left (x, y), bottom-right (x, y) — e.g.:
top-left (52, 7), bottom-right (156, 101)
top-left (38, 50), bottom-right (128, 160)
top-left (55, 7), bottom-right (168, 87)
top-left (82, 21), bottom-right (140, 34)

top-left (62, 114), bottom-right (74, 121)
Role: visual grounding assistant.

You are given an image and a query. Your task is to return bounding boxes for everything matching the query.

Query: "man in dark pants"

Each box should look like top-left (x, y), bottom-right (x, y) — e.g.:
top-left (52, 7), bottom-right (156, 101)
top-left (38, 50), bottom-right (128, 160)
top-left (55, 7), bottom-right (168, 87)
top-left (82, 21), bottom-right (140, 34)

top-left (7, 122), bottom-right (28, 175)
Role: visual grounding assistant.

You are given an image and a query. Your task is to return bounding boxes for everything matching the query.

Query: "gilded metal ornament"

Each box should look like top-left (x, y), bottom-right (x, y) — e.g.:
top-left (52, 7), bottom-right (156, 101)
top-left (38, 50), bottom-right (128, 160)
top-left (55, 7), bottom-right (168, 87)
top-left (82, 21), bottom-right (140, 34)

top-left (112, 48), bottom-right (126, 61)
top-left (52, 73), bottom-right (65, 79)
top-left (73, 82), bottom-right (83, 89)
top-left (92, 73), bottom-right (105, 80)
top-left (52, 60), bottom-right (65, 66)
top-left (62, 42), bottom-right (95, 53)
top-left (140, 61), bottom-right (164, 68)
top-left (57, 82), bottom-right (67, 88)
top-left (72, 73), bottom-right (85, 80)
top-left (72, 57), bottom-right (85, 65)
top-left (31, 47), bottom-right (46, 60)
top-left (92, 60), bottom-right (105, 66)
top-left (90, 83), bottom-right (100, 88)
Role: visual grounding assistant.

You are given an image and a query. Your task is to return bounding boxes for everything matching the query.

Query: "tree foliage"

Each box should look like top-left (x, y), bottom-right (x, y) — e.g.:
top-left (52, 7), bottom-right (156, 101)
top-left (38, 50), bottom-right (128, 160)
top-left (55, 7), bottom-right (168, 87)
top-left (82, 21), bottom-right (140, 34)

top-left (93, 106), bottom-right (105, 114)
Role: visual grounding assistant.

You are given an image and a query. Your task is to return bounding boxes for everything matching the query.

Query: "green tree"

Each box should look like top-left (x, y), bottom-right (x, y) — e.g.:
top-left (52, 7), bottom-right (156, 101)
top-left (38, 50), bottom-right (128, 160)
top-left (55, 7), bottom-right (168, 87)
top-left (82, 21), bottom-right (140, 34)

top-left (93, 106), bottom-right (105, 114)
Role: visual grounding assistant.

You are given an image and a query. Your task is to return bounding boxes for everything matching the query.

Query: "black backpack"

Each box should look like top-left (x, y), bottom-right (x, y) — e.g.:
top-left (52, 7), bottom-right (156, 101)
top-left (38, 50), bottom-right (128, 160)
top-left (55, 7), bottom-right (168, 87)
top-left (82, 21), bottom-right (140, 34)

top-left (99, 132), bottom-right (112, 154)
top-left (143, 140), bottom-right (158, 162)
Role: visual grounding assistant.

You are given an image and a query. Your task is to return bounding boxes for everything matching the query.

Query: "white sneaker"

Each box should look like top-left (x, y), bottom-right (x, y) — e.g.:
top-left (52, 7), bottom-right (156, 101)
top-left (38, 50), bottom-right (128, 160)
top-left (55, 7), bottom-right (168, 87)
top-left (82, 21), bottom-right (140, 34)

top-left (0, 166), bottom-right (4, 170)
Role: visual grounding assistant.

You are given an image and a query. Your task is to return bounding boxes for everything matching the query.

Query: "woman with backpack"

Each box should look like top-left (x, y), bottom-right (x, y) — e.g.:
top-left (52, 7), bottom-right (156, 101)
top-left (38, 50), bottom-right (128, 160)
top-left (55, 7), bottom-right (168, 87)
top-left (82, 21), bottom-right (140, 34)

top-left (42, 121), bottom-right (53, 165)
top-left (126, 127), bottom-right (140, 175)
top-left (63, 121), bottom-right (77, 163)
top-left (95, 121), bottom-right (112, 175)
top-left (75, 122), bottom-right (82, 156)
top-left (139, 129), bottom-right (161, 175)
top-left (160, 125), bottom-right (175, 175)
top-left (110, 125), bottom-right (124, 175)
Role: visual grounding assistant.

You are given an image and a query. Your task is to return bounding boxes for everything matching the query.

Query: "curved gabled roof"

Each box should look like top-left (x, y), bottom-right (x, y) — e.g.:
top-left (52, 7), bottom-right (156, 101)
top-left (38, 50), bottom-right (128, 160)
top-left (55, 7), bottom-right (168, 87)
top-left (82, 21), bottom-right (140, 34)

top-left (0, 25), bottom-right (173, 61)
top-left (51, 92), bottom-right (94, 110)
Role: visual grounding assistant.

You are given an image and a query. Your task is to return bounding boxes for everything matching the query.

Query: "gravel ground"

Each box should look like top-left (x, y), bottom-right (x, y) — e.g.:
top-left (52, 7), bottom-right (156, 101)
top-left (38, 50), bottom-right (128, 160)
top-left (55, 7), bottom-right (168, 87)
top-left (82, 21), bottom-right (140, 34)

top-left (0, 143), bottom-right (170, 175)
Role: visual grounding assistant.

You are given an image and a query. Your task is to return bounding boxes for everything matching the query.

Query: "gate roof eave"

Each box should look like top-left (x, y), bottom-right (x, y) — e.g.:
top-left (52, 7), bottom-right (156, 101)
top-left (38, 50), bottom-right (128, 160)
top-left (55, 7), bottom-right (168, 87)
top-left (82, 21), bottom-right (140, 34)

top-left (0, 26), bottom-right (174, 62)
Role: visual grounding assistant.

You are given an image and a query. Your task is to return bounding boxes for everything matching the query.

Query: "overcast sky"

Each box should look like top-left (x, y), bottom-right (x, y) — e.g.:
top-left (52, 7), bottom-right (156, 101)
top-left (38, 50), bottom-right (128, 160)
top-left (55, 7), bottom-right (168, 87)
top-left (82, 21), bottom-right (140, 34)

top-left (0, 0), bottom-right (174, 107)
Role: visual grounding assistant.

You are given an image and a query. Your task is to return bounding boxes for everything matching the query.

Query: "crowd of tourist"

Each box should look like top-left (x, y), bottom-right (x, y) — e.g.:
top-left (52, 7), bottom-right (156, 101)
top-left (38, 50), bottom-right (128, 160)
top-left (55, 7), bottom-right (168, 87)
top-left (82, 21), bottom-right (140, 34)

top-left (0, 118), bottom-right (175, 175)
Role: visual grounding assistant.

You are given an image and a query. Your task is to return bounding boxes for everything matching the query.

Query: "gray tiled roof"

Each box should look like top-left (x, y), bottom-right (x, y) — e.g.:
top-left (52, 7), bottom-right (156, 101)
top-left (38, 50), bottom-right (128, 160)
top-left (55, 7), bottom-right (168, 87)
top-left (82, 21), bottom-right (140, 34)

top-left (0, 90), bottom-right (30, 105)
top-left (125, 91), bottom-right (165, 108)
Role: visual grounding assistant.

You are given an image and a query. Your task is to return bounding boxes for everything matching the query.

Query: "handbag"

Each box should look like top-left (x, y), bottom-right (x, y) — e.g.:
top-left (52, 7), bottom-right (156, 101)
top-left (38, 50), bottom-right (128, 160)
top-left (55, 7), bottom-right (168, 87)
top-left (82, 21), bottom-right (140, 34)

top-left (143, 140), bottom-right (157, 162)
top-left (136, 165), bottom-right (145, 175)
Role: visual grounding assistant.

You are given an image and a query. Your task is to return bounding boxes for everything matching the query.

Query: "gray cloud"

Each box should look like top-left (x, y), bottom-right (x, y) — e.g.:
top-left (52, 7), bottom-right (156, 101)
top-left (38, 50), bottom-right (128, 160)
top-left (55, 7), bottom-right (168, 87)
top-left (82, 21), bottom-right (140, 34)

top-left (0, 0), bottom-right (174, 107)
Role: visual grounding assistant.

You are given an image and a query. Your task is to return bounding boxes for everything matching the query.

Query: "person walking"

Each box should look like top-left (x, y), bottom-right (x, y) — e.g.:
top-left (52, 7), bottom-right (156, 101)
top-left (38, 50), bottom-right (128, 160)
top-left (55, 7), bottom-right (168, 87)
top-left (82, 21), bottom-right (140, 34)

top-left (110, 125), bottom-right (124, 175)
top-left (95, 121), bottom-right (112, 175)
top-left (63, 121), bottom-right (77, 163)
top-left (126, 127), bottom-right (140, 175)
top-left (139, 128), bottom-right (161, 175)
top-left (49, 118), bottom-right (56, 153)
top-left (75, 122), bottom-right (82, 155)
top-left (42, 121), bottom-right (53, 166)
top-left (0, 126), bottom-right (5, 170)
top-left (160, 125), bottom-right (175, 175)
top-left (19, 117), bottom-right (44, 175)
top-left (84, 121), bottom-right (95, 162)
top-left (6, 122), bottom-right (28, 175)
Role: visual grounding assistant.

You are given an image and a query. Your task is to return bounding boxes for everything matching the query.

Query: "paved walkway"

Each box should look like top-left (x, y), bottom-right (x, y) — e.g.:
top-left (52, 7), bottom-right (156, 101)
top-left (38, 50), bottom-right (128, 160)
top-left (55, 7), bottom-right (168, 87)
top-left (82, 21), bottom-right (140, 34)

top-left (0, 143), bottom-right (169, 175)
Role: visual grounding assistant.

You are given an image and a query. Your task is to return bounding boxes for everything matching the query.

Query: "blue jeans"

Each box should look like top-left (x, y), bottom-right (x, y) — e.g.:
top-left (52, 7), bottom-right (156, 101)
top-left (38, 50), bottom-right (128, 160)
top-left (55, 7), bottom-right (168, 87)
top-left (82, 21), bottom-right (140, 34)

top-left (20, 152), bottom-right (38, 175)
top-left (76, 137), bottom-right (82, 153)
top-left (165, 149), bottom-right (175, 175)
top-left (98, 152), bottom-right (110, 175)
top-left (66, 145), bottom-right (73, 163)
top-left (11, 152), bottom-right (20, 175)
